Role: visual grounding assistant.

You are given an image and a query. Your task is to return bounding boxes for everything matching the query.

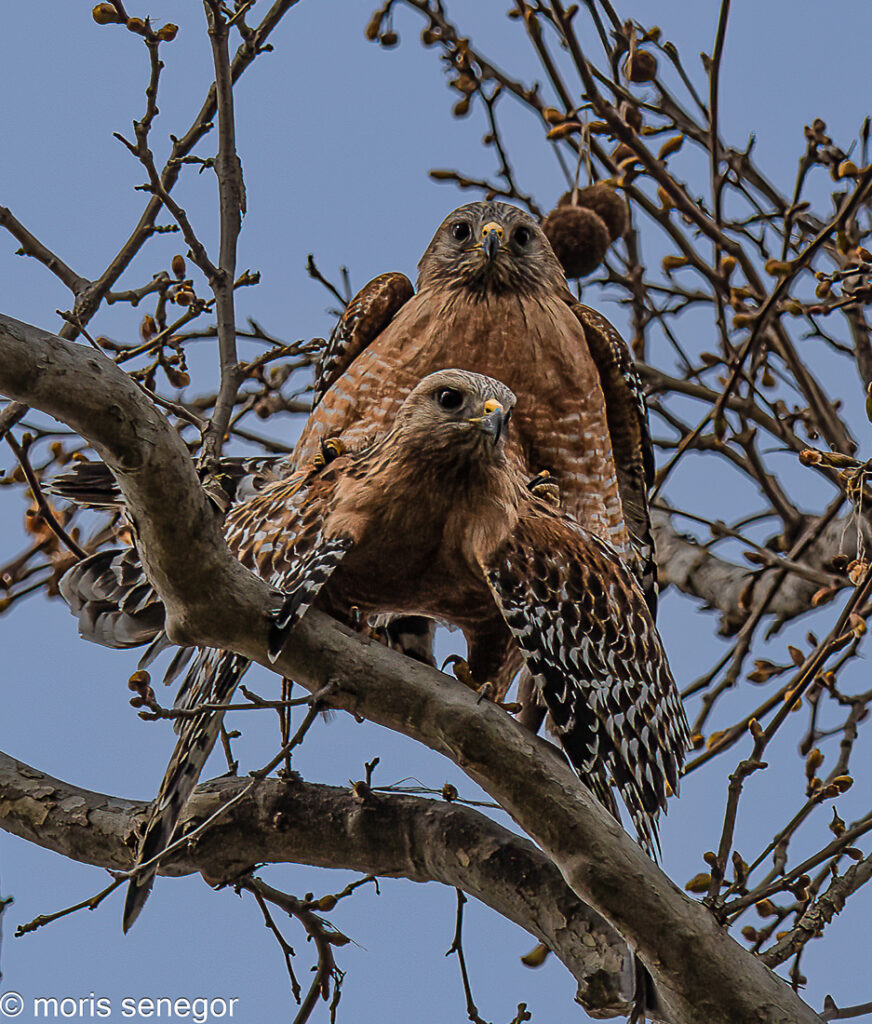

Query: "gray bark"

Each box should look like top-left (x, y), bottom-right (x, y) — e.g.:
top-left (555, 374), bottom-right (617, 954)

top-left (0, 749), bottom-right (635, 1016)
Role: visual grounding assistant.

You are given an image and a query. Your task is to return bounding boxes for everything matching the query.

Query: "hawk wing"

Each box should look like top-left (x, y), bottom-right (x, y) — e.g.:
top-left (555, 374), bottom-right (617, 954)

top-left (483, 511), bottom-right (689, 854)
top-left (221, 458), bottom-right (356, 659)
top-left (59, 547), bottom-right (165, 650)
top-left (49, 455), bottom-right (289, 512)
top-left (566, 301), bottom-right (657, 615)
top-left (314, 272), bottom-right (414, 406)
top-left (123, 457), bottom-right (355, 929)
top-left (54, 455), bottom-right (289, 654)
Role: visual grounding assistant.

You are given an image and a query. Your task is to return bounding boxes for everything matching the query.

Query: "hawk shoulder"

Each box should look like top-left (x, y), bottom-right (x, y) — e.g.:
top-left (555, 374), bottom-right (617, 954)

top-left (314, 272), bottom-right (414, 405)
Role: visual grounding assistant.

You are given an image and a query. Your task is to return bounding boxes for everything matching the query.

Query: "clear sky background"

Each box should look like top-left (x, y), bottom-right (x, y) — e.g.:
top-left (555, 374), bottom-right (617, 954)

top-left (2, 2), bottom-right (872, 1022)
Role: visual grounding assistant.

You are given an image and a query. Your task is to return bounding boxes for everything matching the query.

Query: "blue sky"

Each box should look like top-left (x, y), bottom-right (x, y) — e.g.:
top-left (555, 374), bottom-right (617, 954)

top-left (2, 2), bottom-right (872, 1021)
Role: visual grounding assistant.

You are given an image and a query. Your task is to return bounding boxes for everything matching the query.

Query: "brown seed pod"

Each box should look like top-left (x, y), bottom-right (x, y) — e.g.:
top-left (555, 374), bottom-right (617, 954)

top-left (546, 121), bottom-right (583, 140)
top-left (623, 49), bottom-right (658, 83)
top-left (541, 205), bottom-right (610, 278)
top-left (558, 183), bottom-right (628, 241)
top-left (612, 141), bottom-right (637, 164)
top-left (164, 365), bottom-right (191, 389)
top-left (92, 4), bottom-right (123, 25)
top-left (520, 943), bottom-right (550, 968)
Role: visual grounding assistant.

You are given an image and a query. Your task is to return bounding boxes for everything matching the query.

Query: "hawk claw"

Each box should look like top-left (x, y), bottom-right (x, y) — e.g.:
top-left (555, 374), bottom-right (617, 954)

top-left (314, 436), bottom-right (346, 469)
top-left (442, 657), bottom-right (521, 713)
top-left (476, 680), bottom-right (494, 704)
top-left (527, 469), bottom-right (561, 506)
top-left (441, 655), bottom-right (477, 690)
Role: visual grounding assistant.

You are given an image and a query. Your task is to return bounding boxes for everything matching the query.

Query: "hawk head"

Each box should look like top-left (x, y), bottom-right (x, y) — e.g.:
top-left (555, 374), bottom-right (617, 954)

top-left (392, 368), bottom-right (517, 464)
top-left (417, 202), bottom-right (566, 295)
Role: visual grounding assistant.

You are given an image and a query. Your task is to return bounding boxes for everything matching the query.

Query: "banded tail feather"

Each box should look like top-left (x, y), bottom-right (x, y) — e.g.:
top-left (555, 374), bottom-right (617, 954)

top-left (123, 650), bottom-right (251, 930)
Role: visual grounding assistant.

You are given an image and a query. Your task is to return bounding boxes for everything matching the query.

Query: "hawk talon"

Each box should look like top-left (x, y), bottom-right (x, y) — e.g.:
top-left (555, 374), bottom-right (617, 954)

top-left (476, 681), bottom-right (494, 704)
top-left (476, 684), bottom-right (523, 714)
top-left (527, 470), bottom-right (561, 506)
top-left (313, 436), bottom-right (347, 469)
top-left (443, 656), bottom-right (519, 713)
top-left (442, 655), bottom-right (478, 690)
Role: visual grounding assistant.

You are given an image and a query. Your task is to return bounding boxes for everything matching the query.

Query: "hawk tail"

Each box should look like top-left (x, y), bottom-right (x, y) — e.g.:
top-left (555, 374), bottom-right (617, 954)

top-left (380, 615), bottom-right (438, 665)
top-left (123, 649), bottom-right (251, 931)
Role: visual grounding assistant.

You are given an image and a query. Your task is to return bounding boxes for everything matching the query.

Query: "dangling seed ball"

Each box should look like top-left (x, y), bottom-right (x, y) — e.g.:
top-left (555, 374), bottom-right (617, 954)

top-left (558, 183), bottom-right (628, 242)
top-left (623, 49), bottom-right (658, 83)
top-left (541, 206), bottom-right (610, 279)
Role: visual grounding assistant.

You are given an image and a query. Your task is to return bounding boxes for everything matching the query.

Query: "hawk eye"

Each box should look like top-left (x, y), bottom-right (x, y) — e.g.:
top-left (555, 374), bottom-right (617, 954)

top-left (435, 387), bottom-right (465, 411)
top-left (451, 221), bottom-right (472, 242)
top-left (513, 226), bottom-right (532, 247)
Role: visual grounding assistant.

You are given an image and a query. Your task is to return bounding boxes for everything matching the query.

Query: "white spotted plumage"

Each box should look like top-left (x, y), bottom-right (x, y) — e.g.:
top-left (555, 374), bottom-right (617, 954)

top-left (485, 517), bottom-right (690, 855)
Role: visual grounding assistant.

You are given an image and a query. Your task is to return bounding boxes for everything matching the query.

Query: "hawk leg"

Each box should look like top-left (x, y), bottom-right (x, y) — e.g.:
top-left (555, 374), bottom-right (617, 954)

top-left (382, 614), bottom-right (437, 666)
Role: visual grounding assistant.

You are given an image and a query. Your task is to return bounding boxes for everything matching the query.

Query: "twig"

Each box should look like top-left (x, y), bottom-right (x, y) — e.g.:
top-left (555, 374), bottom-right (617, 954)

top-left (446, 889), bottom-right (491, 1024)
top-left (14, 878), bottom-right (122, 937)
top-left (821, 996), bottom-right (872, 1021)
top-left (5, 433), bottom-right (87, 559)
top-left (237, 876), bottom-right (345, 1024)
top-left (249, 883), bottom-right (303, 1004)
top-left (200, 0), bottom-right (247, 466)
top-left (305, 254), bottom-right (350, 309)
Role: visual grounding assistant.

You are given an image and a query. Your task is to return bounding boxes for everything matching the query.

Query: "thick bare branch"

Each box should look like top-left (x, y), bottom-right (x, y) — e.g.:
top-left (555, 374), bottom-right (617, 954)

top-left (0, 748), bottom-right (635, 1016)
top-left (653, 509), bottom-right (861, 633)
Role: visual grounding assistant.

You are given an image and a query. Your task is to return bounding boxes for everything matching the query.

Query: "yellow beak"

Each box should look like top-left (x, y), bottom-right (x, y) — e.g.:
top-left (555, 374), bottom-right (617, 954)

top-left (469, 399), bottom-right (506, 442)
top-left (480, 222), bottom-right (503, 262)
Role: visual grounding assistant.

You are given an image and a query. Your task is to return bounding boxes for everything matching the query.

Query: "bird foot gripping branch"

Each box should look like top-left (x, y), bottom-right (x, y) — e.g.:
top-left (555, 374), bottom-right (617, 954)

top-left (442, 656), bottom-right (523, 714)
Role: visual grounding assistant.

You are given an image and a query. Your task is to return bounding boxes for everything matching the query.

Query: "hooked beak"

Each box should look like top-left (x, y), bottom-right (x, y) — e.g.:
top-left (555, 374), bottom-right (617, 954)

top-left (480, 222), bottom-right (503, 263)
top-left (469, 399), bottom-right (506, 444)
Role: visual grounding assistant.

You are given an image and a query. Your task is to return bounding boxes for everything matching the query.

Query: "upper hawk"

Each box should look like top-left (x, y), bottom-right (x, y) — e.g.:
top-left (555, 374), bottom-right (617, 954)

top-left (300, 201), bottom-right (656, 610)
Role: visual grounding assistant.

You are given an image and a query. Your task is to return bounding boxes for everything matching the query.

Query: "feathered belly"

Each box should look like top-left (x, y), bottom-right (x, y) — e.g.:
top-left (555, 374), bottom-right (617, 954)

top-left (321, 543), bottom-right (497, 629)
top-left (297, 291), bottom-right (628, 553)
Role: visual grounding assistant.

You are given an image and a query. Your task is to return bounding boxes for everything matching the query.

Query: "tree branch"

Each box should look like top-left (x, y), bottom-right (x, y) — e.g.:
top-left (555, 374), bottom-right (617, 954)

top-left (199, 1), bottom-right (246, 465)
top-left (0, 311), bottom-right (824, 1024)
top-left (0, 748), bottom-right (636, 1016)
top-left (652, 509), bottom-right (858, 634)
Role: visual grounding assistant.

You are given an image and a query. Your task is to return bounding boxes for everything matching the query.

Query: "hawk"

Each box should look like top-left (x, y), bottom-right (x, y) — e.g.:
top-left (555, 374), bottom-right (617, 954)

top-left (301, 201), bottom-right (655, 611)
top-left (56, 369), bottom-right (687, 929)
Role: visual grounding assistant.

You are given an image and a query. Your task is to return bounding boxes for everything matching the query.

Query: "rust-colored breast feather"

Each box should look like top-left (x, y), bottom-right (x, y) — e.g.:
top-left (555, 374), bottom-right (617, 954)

top-left (298, 288), bottom-right (632, 560)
